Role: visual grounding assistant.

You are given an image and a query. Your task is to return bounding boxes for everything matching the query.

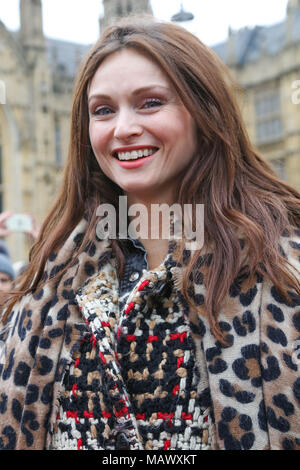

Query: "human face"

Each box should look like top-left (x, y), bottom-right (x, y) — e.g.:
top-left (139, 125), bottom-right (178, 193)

top-left (88, 49), bottom-right (197, 203)
top-left (0, 272), bottom-right (12, 292)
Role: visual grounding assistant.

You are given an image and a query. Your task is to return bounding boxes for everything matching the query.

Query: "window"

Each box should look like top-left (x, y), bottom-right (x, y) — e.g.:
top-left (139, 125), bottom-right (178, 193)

top-left (271, 158), bottom-right (286, 181)
top-left (127, 0), bottom-right (132, 13)
top-left (255, 88), bottom-right (283, 145)
top-left (116, 2), bottom-right (123, 16)
top-left (55, 118), bottom-right (62, 166)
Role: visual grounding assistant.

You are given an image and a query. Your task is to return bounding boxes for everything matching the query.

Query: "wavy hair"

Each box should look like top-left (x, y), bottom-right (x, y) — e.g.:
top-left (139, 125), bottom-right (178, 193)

top-left (2, 16), bottom-right (300, 342)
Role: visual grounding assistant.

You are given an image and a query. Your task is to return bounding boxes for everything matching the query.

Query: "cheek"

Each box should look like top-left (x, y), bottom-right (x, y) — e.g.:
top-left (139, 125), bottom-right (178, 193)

top-left (171, 118), bottom-right (197, 157)
top-left (89, 124), bottom-right (97, 153)
top-left (89, 127), bottom-right (109, 174)
top-left (89, 123), bottom-right (108, 157)
top-left (89, 126), bottom-right (100, 154)
top-left (161, 108), bottom-right (196, 150)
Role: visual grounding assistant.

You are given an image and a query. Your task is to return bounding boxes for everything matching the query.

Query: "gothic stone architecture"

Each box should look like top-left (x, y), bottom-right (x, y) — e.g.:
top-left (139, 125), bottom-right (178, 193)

top-left (0, 0), bottom-right (299, 262)
top-left (100, 0), bottom-right (152, 31)
top-left (214, 0), bottom-right (300, 189)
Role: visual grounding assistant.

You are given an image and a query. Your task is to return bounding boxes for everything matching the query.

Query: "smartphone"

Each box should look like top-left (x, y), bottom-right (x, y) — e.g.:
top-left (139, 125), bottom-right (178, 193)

top-left (5, 214), bottom-right (33, 233)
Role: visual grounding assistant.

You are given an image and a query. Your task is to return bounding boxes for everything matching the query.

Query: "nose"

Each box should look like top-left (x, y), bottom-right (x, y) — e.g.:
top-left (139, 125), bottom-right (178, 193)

top-left (113, 108), bottom-right (143, 141)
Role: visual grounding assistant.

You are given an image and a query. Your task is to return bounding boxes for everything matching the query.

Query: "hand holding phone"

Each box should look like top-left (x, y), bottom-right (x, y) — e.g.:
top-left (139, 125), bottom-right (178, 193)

top-left (0, 211), bottom-right (13, 237)
top-left (5, 214), bottom-right (34, 233)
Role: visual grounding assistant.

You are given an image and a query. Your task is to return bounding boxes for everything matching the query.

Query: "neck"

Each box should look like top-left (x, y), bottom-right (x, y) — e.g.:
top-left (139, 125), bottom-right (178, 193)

top-left (127, 186), bottom-right (177, 208)
top-left (126, 189), bottom-right (177, 270)
top-left (126, 187), bottom-right (178, 239)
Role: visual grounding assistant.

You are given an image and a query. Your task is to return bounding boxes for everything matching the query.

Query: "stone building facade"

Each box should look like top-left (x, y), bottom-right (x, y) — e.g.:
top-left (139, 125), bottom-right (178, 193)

top-left (213, 0), bottom-right (300, 191)
top-left (0, 0), bottom-right (90, 261)
top-left (100, 0), bottom-right (152, 31)
top-left (0, 0), bottom-right (299, 262)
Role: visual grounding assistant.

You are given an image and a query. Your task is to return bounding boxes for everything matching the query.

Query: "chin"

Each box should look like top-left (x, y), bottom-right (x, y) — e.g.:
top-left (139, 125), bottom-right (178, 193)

top-left (117, 181), bottom-right (153, 196)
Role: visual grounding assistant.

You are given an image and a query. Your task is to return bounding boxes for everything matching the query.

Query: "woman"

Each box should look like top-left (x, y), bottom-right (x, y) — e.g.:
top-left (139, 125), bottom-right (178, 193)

top-left (0, 17), bottom-right (300, 451)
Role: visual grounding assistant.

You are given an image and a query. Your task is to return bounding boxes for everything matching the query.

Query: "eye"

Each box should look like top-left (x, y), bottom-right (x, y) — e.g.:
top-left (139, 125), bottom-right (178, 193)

top-left (92, 106), bottom-right (114, 116)
top-left (143, 98), bottom-right (163, 109)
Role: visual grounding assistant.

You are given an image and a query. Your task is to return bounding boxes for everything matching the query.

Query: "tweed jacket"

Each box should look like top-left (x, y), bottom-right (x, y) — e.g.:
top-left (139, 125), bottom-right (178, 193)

top-left (0, 219), bottom-right (299, 450)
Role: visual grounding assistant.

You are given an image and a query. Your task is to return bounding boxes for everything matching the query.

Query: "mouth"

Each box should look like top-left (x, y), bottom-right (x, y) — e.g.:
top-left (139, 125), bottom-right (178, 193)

top-left (113, 147), bottom-right (159, 161)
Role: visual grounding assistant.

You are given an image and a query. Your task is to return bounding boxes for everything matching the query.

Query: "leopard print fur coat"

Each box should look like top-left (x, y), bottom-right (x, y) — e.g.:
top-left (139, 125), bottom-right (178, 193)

top-left (0, 219), bottom-right (299, 450)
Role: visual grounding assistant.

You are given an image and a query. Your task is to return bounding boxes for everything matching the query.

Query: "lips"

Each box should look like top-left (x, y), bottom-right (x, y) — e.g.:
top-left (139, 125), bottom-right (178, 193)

top-left (112, 146), bottom-right (159, 161)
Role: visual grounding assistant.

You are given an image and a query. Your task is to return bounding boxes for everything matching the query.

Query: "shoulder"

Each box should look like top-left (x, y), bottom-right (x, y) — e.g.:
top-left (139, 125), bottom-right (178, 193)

top-left (261, 226), bottom-right (300, 310)
top-left (279, 227), bottom-right (300, 279)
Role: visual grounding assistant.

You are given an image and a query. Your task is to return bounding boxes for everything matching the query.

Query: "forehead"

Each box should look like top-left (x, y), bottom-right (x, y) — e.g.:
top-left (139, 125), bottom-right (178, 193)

top-left (88, 48), bottom-right (171, 96)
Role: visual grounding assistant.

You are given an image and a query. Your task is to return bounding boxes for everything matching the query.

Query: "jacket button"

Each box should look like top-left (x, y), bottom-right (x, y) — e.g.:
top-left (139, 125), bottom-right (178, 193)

top-left (116, 432), bottom-right (130, 450)
top-left (129, 271), bottom-right (140, 282)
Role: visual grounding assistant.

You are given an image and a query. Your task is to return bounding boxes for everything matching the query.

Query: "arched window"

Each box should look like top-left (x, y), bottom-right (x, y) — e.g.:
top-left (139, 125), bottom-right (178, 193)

top-left (255, 87), bottom-right (283, 145)
top-left (127, 0), bottom-right (132, 13)
top-left (55, 117), bottom-right (62, 167)
top-left (271, 158), bottom-right (286, 181)
top-left (116, 2), bottom-right (123, 16)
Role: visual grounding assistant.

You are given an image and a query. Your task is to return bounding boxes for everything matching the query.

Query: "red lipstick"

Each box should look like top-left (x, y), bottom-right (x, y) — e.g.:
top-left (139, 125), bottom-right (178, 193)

top-left (112, 145), bottom-right (159, 169)
top-left (112, 145), bottom-right (158, 155)
top-left (116, 152), bottom-right (158, 169)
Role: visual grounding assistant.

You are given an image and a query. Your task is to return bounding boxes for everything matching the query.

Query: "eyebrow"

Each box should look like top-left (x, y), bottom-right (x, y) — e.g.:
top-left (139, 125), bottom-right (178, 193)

top-left (88, 85), bottom-right (170, 104)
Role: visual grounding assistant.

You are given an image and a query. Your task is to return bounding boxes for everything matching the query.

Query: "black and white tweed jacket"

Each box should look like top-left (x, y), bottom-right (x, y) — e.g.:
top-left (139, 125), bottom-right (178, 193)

top-left (51, 258), bottom-right (212, 450)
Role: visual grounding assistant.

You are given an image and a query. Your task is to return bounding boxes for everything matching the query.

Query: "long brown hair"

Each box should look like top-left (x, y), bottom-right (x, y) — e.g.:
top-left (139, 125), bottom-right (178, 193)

top-left (2, 17), bottom-right (300, 342)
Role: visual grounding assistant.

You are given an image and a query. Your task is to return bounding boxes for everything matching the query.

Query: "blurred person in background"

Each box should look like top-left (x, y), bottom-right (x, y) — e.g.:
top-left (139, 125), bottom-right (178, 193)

top-left (0, 240), bottom-right (14, 293)
top-left (0, 255), bottom-right (14, 293)
top-left (0, 211), bottom-right (40, 278)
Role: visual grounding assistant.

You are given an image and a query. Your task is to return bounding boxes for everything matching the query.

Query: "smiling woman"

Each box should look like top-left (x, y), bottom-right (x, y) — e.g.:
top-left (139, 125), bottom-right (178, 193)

top-left (88, 48), bottom-right (197, 205)
top-left (0, 16), bottom-right (300, 452)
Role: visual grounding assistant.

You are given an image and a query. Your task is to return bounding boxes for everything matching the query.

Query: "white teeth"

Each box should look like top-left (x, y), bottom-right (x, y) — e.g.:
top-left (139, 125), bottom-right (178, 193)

top-left (116, 148), bottom-right (157, 160)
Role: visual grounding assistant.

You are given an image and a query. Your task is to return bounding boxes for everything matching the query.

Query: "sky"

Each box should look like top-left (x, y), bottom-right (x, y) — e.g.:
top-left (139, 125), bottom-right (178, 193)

top-left (0, 0), bottom-right (290, 47)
